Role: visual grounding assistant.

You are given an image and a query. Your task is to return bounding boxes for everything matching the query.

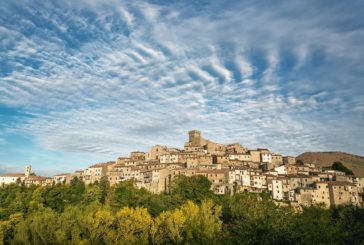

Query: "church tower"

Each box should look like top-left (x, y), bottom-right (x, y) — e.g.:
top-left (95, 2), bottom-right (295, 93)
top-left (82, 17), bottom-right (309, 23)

top-left (25, 165), bottom-right (31, 178)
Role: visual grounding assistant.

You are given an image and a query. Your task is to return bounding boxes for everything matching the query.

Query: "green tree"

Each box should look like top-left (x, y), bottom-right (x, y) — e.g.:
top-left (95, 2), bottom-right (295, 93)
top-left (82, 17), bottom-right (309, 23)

top-left (13, 208), bottom-right (60, 245)
top-left (0, 212), bottom-right (23, 244)
top-left (171, 175), bottom-right (215, 205)
top-left (151, 209), bottom-right (186, 244)
top-left (181, 200), bottom-right (222, 244)
top-left (334, 206), bottom-right (364, 244)
top-left (296, 159), bottom-right (304, 165)
top-left (84, 208), bottom-right (114, 244)
top-left (224, 193), bottom-right (295, 244)
top-left (83, 184), bottom-right (104, 204)
top-left (106, 180), bottom-right (141, 209)
top-left (291, 206), bottom-right (340, 244)
top-left (55, 205), bottom-right (85, 244)
top-left (106, 207), bottom-right (152, 245)
top-left (42, 185), bottom-right (69, 212)
top-left (332, 161), bottom-right (354, 175)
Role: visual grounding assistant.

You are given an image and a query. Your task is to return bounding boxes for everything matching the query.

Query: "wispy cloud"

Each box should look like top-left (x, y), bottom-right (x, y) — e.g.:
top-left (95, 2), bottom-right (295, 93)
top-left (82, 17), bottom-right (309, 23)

top-left (0, 0), bottom-right (363, 174)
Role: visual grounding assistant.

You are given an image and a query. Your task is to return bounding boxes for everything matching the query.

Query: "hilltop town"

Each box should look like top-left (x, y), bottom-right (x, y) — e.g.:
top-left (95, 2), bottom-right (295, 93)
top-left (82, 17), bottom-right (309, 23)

top-left (1, 130), bottom-right (363, 208)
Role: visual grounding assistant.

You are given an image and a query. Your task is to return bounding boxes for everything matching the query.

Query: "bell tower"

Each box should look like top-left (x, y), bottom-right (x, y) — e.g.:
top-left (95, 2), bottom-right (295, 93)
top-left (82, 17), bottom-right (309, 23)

top-left (25, 165), bottom-right (31, 178)
top-left (189, 130), bottom-right (202, 146)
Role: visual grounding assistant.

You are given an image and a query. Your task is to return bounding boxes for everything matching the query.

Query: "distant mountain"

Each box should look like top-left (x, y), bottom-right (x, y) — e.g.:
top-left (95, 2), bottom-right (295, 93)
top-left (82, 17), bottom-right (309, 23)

top-left (297, 151), bottom-right (364, 177)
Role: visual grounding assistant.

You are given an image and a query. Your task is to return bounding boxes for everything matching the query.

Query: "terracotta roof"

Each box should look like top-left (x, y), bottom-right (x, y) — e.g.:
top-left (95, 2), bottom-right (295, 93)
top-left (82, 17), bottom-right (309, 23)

top-left (195, 169), bottom-right (228, 174)
top-left (264, 174), bottom-right (277, 178)
top-left (249, 169), bottom-right (262, 173)
top-left (230, 166), bottom-right (249, 170)
top-left (27, 176), bottom-right (48, 181)
top-left (317, 181), bottom-right (356, 186)
top-left (286, 174), bottom-right (312, 178)
top-left (229, 153), bottom-right (251, 156)
top-left (297, 187), bottom-right (314, 190)
top-left (167, 148), bottom-right (182, 152)
top-left (54, 173), bottom-right (71, 177)
top-left (140, 169), bottom-right (153, 173)
top-left (147, 163), bottom-right (166, 166)
top-left (151, 167), bottom-right (168, 171)
top-left (89, 161), bottom-right (115, 168)
top-left (0, 173), bottom-right (25, 177)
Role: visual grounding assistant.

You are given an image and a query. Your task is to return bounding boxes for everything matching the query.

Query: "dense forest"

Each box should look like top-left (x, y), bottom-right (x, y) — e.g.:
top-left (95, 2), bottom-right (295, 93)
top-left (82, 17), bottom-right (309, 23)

top-left (0, 176), bottom-right (363, 245)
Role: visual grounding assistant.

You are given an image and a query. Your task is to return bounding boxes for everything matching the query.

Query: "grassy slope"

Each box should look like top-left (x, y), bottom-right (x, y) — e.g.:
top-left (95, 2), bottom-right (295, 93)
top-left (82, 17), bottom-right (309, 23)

top-left (296, 151), bottom-right (364, 177)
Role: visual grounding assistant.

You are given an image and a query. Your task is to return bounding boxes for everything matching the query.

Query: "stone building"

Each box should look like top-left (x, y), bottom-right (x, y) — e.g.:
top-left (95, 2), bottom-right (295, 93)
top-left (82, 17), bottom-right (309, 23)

top-left (0, 173), bottom-right (26, 185)
top-left (0, 165), bottom-right (31, 185)
top-left (25, 176), bottom-right (51, 186)
top-left (226, 143), bottom-right (248, 154)
top-left (312, 181), bottom-right (360, 207)
top-left (259, 149), bottom-right (272, 164)
top-left (146, 145), bottom-right (169, 160)
top-left (148, 168), bottom-right (172, 194)
top-left (272, 177), bottom-right (291, 201)
top-left (3, 130), bottom-right (362, 208)
top-left (186, 155), bottom-right (213, 168)
top-left (249, 150), bottom-right (261, 163)
top-left (292, 188), bottom-right (314, 206)
top-left (283, 156), bottom-right (296, 165)
top-left (184, 130), bottom-right (226, 155)
top-left (228, 153), bottom-right (252, 162)
top-left (195, 169), bottom-right (229, 194)
top-left (53, 173), bottom-right (73, 184)
top-left (83, 161), bottom-right (115, 185)
top-left (271, 153), bottom-right (283, 167)
top-left (130, 151), bottom-right (146, 161)
top-left (328, 181), bottom-right (361, 206)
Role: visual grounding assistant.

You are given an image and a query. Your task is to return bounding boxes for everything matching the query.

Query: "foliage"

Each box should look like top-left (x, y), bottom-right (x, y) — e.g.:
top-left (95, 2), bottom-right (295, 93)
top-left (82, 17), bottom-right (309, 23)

top-left (111, 207), bottom-right (152, 244)
top-left (170, 175), bottom-right (216, 205)
top-left (151, 208), bottom-right (186, 244)
top-left (332, 161), bottom-right (354, 175)
top-left (0, 176), bottom-right (363, 244)
top-left (223, 193), bottom-right (296, 244)
top-left (296, 159), bottom-right (304, 165)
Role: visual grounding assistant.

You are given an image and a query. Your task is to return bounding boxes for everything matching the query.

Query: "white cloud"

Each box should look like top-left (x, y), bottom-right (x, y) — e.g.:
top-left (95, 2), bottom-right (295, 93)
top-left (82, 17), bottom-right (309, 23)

top-left (235, 56), bottom-right (254, 79)
top-left (117, 6), bottom-right (134, 27)
top-left (0, 0), bottom-right (363, 162)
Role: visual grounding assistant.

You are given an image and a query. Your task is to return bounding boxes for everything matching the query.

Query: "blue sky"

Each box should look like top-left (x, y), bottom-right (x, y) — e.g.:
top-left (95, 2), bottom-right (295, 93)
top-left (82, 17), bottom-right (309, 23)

top-left (1, 0), bottom-right (364, 176)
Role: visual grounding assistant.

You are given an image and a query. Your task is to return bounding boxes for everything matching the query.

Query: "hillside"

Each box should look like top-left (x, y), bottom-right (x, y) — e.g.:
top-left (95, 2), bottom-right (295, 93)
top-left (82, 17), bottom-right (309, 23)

top-left (297, 151), bottom-right (364, 177)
